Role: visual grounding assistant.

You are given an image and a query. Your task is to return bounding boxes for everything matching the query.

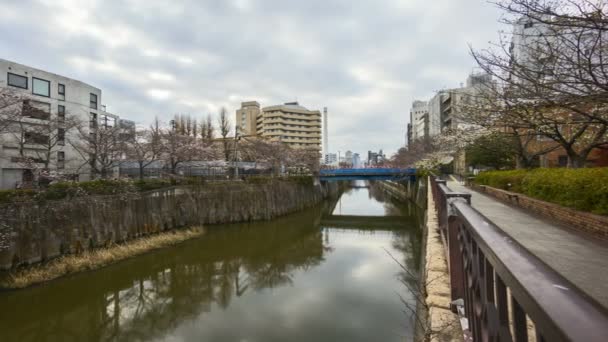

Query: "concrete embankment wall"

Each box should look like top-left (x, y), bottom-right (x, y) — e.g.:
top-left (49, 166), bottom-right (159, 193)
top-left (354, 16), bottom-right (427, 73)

top-left (378, 179), bottom-right (462, 342)
top-left (0, 181), bottom-right (338, 270)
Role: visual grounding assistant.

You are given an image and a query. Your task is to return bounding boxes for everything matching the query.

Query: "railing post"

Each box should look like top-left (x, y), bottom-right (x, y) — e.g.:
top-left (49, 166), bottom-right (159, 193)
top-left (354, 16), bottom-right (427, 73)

top-left (446, 194), bottom-right (471, 309)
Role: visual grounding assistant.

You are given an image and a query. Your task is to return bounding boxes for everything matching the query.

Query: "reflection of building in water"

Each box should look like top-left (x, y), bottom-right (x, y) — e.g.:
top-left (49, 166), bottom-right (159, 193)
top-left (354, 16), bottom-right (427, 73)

top-left (0, 208), bottom-right (328, 342)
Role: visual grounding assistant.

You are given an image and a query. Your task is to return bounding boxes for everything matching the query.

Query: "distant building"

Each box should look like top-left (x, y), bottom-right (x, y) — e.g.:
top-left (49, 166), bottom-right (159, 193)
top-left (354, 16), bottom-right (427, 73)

top-left (367, 150), bottom-right (386, 166)
top-left (352, 153), bottom-right (361, 168)
top-left (409, 100), bottom-right (429, 143)
top-left (235, 101), bottom-right (260, 136)
top-left (236, 101), bottom-right (322, 154)
top-left (0, 58), bottom-right (131, 189)
top-left (324, 153), bottom-right (337, 165)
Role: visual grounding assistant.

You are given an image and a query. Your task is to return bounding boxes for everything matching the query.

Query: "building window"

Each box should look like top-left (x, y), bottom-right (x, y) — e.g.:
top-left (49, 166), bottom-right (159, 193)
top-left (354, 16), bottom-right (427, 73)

top-left (32, 77), bottom-right (50, 97)
top-left (90, 113), bottom-right (98, 128)
top-left (58, 128), bottom-right (65, 146)
top-left (57, 151), bottom-right (65, 169)
top-left (22, 100), bottom-right (51, 120)
top-left (58, 105), bottom-right (65, 121)
top-left (7, 73), bottom-right (28, 89)
top-left (58, 83), bottom-right (65, 101)
top-left (24, 131), bottom-right (49, 145)
top-left (90, 93), bottom-right (98, 109)
top-left (558, 155), bottom-right (568, 167)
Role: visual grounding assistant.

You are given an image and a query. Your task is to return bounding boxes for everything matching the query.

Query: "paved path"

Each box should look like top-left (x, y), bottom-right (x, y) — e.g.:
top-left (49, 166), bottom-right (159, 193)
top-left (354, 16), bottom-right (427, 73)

top-left (447, 177), bottom-right (608, 309)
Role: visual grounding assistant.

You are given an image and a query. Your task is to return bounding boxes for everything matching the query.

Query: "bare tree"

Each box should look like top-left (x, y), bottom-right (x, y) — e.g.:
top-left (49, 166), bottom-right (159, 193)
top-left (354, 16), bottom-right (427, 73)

top-left (218, 107), bottom-right (232, 161)
top-left (288, 148), bottom-right (321, 174)
top-left (125, 118), bottom-right (163, 180)
top-left (205, 114), bottom-right (215, 140)
top-left (0, 88), bottom-right (25, 137)
top-left (469, 0), bottom-right (608, 167)
top-left (70, 123), bottom-right (127, 179)
top-left (30, 114), bottom-right (81, 171)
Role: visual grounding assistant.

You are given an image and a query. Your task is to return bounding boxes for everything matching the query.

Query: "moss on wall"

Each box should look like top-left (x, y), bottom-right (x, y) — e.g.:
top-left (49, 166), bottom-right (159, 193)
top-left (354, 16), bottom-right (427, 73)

top-left (0, 181), bottom-right (337, 270)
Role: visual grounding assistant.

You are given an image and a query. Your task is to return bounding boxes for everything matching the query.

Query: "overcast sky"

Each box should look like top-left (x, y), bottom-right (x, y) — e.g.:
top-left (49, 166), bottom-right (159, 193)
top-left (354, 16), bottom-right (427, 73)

top-left (1, 0), bottom-right (506, 157)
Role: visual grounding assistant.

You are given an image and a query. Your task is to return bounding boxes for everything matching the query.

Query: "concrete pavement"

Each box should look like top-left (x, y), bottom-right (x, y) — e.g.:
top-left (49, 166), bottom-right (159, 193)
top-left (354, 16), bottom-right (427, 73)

top-left (447, 177), bottom-right (608, 309)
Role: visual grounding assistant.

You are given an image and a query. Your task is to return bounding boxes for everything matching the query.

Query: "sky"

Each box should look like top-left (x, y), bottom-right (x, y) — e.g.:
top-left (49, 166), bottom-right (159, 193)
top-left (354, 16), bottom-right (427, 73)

top-left (0, 0), bottom-right (507, 157)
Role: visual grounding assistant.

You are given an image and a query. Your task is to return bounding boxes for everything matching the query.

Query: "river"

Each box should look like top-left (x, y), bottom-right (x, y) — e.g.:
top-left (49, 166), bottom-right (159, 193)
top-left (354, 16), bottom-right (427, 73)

top-left (0, 181), bottom-right (422, 342)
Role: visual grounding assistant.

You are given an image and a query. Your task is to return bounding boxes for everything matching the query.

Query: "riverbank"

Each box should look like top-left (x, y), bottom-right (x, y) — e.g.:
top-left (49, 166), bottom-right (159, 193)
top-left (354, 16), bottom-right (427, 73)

top-left (0, 179), bottom-right (339, 272)
top-left (0, 227), bottom-right (204, 290)
top-left (378, 180), bottom-right (462, 342)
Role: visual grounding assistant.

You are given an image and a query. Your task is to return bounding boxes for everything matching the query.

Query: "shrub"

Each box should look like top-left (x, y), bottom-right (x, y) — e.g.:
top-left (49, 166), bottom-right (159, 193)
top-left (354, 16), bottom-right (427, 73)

top-left (475, 168), bottom-right (608, 215)
top-left (245, 176), bottom-right (272, 185)
top-left (474, 169), bottom-right (528, 192)
top-left (287, 175), bottom-right (314, 186)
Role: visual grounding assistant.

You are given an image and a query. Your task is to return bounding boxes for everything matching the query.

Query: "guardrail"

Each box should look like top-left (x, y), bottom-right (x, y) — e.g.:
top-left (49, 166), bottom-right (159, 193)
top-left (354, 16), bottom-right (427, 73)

top-left (430, 176), bottom-right (608, 342)
top-left (319, 168), bottom-right (416, 177)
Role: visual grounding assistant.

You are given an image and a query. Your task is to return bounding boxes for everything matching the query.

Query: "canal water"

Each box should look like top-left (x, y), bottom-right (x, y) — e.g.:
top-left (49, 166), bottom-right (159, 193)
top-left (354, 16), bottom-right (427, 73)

top-left (0, 182), bottom-right (422, 342)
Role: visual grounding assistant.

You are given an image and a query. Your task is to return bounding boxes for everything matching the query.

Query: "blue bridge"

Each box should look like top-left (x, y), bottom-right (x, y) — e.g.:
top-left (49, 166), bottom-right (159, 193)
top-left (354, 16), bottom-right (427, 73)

top-left (319, 168), bottom-right (416, 181)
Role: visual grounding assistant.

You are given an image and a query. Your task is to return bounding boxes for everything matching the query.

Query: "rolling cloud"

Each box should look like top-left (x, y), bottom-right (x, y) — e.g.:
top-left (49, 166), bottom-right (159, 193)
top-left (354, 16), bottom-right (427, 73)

top-left (0, 0), bottom-right (505, 156)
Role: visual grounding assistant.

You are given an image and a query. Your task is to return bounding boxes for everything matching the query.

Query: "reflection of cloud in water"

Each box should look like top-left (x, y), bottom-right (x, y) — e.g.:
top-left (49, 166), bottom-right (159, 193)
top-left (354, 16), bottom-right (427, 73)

top-left (0, 188), bottom-right (422, 342)
top-left (157, 228), bottom-right (415, 342)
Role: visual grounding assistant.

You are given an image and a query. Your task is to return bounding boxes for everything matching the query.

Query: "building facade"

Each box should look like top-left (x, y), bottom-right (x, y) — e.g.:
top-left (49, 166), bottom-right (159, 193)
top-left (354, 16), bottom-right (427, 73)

top-left (409, 100), bottom-right (429, 142)
top-left (0, 59), bottom-right (129, 189)
top-left (235, 101), bottom-right (260, 136)
top-left (236, 101), bottom-right (322, 153)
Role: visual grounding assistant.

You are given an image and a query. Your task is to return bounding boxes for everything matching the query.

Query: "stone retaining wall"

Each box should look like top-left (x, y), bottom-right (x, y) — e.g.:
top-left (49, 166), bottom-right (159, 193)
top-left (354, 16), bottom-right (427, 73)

top-left (0, 181), bottom-right (337, 270)
top-left (470, 184), bottom-right (608, 240)
top-left (379, 179), bottom-right (462, 341)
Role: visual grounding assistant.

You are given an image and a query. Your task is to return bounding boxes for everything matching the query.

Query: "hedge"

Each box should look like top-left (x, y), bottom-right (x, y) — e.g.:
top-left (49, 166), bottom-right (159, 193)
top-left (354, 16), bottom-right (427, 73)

top-left (474, 168), bottom-right (608, 215)
top-left (0, 175), bottom-right (316, 205)
top-left (0, 178), bottom-right (206, 205)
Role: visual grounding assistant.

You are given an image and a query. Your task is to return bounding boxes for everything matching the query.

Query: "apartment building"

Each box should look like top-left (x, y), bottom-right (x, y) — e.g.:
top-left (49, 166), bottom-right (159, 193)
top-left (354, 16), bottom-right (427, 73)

top-left (235, 101), bottom-right (260, 136)
top-left (0, 59), bottom-right (130, 189)
top-left (236, 101), bottom-right (322, 153)
top-left (409, 100), bottom-right (429, 142)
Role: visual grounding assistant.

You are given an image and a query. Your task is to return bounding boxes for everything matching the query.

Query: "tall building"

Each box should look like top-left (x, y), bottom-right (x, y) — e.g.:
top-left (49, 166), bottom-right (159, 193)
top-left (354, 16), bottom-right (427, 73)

top-left (235, 101), bottom-right (260, 135)
top-left (409, 100), bottom-right (429, 142)
top-left (352, 153), bottom-right (361, 168)
top-left (0, 58), bottom-right (130, 188)
top-left (258, 102), bottom-right (321, 151)
top-left (323, 107), bottom-right (329, 161)
top-left (236, 101), bottom-right (322, 153)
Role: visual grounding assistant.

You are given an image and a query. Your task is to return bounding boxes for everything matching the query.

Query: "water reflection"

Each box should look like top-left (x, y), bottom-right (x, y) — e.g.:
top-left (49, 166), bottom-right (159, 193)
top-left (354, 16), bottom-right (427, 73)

top-left (0, 182), bottom-right (422, 342)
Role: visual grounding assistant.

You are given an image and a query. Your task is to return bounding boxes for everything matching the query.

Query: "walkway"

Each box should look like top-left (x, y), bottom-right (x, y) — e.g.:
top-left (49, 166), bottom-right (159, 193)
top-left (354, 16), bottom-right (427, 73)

top-left (447, 177), bottom-right (608, 310)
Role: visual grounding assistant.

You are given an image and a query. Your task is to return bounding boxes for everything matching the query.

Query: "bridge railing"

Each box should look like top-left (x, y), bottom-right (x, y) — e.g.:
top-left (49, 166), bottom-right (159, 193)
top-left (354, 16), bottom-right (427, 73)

top-left (430, 176), bottom-right (608, 342)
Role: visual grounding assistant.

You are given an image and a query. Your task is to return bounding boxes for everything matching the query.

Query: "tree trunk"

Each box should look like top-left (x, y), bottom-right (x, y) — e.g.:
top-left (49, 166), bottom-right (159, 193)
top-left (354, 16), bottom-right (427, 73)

top-left (139, 162), bottom-right (145, 181)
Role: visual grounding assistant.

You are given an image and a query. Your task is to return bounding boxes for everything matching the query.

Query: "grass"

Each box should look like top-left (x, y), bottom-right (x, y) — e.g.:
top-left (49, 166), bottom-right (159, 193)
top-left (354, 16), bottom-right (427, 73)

top-left (0, 227), bottom-right (204, 290)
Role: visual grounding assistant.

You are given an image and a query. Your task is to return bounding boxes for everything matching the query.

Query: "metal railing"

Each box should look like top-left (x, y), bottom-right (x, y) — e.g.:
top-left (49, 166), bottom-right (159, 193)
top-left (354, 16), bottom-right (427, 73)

top-left (430, 176), bottom-right (608, 342)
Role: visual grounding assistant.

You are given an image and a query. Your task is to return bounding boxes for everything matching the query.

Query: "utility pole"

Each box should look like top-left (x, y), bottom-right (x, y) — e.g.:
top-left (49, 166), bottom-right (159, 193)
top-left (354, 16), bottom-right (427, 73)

top-left (233, 127), bottom-right (240, 179)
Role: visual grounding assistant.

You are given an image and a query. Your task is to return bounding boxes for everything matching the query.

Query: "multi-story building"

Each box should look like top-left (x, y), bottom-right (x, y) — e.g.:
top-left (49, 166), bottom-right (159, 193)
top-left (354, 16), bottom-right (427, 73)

top-left (324, 153), bottom-right (337, 165)
top-left (409, 100), bottom-right (429, 143)
top-left (352, 153), bottom-right (361, 168)
top-left (236, 101), bottom-right (322, 153)
top-left (235, 101), bottom-right (260, 136)
top-left (367, 150), bottom-right (385, 166)
top-left (0, 59), bottom-right (130, 188)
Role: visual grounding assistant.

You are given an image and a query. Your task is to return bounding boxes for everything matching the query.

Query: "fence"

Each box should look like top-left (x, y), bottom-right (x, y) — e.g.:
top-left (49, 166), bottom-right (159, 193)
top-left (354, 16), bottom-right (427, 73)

top-left (118, 167), bottom-right (311, 180)
top-left (429, 176), bottom-right (608, 342)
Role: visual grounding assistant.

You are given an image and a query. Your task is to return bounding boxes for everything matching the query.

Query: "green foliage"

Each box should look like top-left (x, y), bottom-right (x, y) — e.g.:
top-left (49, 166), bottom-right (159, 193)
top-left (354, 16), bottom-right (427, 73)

top-left (133, 179), bottom-right (174, 192)
top-left (466, 134), bottom-right (516, 169)
top-left (286, 175), bottom-right (314, 186)
top-left (475, 168), bottom-right (608, 215)
top-left (0, 178), bottom-right (208, 204)
top-left (474, 169), bottom-right (528, 192)
top-left (245, 176), bottom-right (272, 185)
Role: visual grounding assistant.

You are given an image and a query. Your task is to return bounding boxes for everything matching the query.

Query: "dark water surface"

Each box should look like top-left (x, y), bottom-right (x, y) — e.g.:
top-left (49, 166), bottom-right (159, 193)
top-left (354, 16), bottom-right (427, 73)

top-left (0, 182), bottom-right (422, 342)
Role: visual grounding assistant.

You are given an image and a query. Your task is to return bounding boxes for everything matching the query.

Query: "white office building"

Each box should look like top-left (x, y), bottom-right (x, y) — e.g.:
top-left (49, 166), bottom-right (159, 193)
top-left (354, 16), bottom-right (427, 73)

top-left (0, 59), bottom-right (131, 189)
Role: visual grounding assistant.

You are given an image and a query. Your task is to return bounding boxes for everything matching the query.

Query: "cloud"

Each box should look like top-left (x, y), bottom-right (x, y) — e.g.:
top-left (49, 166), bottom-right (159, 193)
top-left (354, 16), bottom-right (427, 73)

top-left (0, 0), bottom-right (506, 156)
